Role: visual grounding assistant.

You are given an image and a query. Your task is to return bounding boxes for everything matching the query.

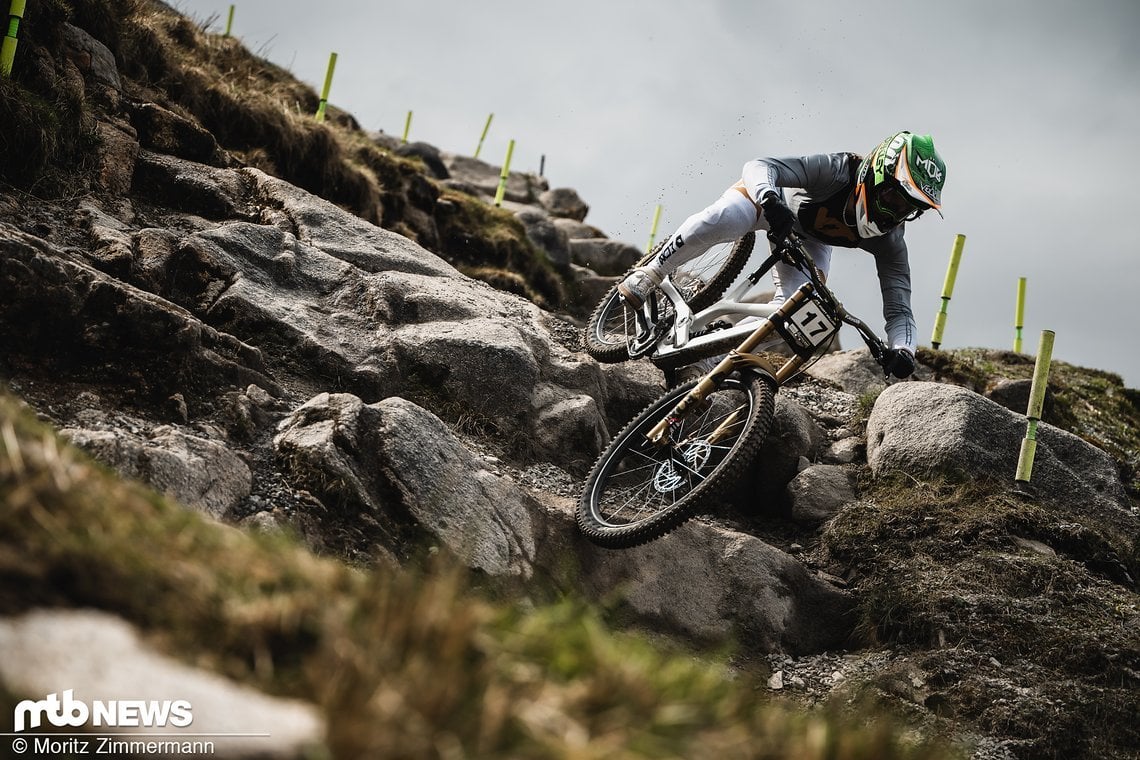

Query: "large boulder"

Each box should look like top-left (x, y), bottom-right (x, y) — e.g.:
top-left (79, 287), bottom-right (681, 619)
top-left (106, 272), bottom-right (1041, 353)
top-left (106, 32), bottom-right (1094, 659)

top-left (867, 382), bottom-right (1129, 514)
top-left (0, 609), bottom-right (324, 759)
top-left (274, 393), bottom-right (543, 576)
top-left (533, 497), bottom-right (857, 655)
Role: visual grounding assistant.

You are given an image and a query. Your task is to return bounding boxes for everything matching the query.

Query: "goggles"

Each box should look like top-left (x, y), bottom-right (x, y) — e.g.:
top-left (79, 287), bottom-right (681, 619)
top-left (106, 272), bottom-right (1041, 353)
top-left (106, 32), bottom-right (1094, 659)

top-left (873, 181), bottom-right (928, 223)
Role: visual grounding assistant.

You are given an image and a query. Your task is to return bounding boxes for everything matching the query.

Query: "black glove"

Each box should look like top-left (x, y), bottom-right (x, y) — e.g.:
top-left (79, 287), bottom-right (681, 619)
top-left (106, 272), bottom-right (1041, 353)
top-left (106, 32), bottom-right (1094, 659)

top-left (882, 348), bottom-right (916, 379)
top-left (759, 191), bottom-right (796, 246)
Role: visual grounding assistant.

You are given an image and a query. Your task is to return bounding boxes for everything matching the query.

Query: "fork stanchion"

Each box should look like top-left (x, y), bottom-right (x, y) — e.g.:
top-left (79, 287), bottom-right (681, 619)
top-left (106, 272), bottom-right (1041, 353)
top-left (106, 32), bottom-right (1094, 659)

top-left (1014, 277), bottom-right (1027, 353)
top-left (493, 139), bottom-right (515, 207)
top-left (314, 52), bottom-right (337, 122)
top-left (645, 204), bottom-right (663, 254)
top-left (931, 233), bottom-right (966, 349)
top-left (1, 0), bottom-right (27, 78)
top-left (1014, 329), bottom-right (1055, 488)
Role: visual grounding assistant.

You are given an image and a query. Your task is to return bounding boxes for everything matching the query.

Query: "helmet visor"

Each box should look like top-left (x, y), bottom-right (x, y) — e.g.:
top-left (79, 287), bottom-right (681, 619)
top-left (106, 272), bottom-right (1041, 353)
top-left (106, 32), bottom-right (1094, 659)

top-left (873, 182), bottom-right (927, 223)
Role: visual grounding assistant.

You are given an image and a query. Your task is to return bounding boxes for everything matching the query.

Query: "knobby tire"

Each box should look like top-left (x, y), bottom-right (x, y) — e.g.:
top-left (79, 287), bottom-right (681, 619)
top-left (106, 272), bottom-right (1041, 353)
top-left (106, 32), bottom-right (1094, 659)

top-left (577, 370), bottom-right (776, 549)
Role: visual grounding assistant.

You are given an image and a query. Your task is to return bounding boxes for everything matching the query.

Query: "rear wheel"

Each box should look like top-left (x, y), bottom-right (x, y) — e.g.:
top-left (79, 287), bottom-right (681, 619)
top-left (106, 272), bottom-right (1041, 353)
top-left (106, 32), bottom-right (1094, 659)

top-left (583, 232), bottom-right (756, 363)
top-left (577, 370), bottom-right (775, 548)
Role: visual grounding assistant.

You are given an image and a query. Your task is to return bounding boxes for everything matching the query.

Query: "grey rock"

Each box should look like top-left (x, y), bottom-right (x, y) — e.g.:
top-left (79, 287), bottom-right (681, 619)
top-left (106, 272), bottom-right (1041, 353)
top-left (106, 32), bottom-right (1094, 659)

top-left (569, 238), bottom-right (643, 275)
top-left (395, 141), bottom-right (449, 179)
top-left (274, 394), bottom-right (539, 576)
top-left (61, 23), bottom-right (122, 91)
top-left (985, 377), bottom-right (1056, 419)
top-left (514, 207), bottom-right (571, 269)
top-left (534, 498), bottom-right (856, 654)
top-left (61, 425), bottom-right (252, 518)
top-left (822, 436), bottom-right (863, 465)
top-left (440, 152), bottom-right (548, 204)
top-left (538, 187), bottom-right (589, 221)
top-left (0, 609), bottom-right (324, 758)
top-left (867, 382), bottom-right (1129, 514)
top-left (805, 348), bottom-right (887, 397)
top-left (740, 396), bottom-right (826, 505)
top-left (552, 217), bottom-right (606, 240)
top-left (787, 465), bottom-right (858, 523)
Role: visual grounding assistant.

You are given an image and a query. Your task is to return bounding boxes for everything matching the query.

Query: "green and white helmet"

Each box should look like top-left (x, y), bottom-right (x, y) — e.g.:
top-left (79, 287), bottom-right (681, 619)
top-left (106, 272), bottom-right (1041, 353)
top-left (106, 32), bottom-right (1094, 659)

top-left (854, 131), bottom-right (946, 237)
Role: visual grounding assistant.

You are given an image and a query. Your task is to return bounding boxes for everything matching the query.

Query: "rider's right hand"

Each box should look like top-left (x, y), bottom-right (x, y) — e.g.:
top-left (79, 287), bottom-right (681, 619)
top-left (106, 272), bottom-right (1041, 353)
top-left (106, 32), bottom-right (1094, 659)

top-left (759, 191), bottom-right (796, 246)
top-left (882, 347), bottom-right (916, 379)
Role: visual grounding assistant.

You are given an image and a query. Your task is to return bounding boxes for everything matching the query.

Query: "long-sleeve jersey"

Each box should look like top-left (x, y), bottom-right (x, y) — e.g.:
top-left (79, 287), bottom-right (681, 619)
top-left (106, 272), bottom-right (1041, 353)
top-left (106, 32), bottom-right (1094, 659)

top-left (743, 153), bottom-right (916, 353)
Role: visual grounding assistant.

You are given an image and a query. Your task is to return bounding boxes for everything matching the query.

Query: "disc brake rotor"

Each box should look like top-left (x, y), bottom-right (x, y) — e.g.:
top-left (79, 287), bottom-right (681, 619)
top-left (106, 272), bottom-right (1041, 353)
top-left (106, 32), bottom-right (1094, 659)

top-left (651, 440), bottom-right (713, 494)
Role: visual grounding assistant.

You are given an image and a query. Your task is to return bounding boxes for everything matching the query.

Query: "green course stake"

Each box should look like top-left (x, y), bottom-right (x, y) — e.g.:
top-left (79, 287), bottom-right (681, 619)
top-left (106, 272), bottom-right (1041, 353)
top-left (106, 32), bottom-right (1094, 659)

top-left (1014, 277), bottom-right (1027, 353)
top-left (931, 233), bottom-right (966, 349)
top-left (314, 52), bottom-right (338, 123)
top-left (402, 110), bottom-right (413, 143)
top-left (224, 4), bottom-right (235, 36)
top-left (1014, 329), bottom-right (1055, 488)
top-left (1, 0), bottom-right (27, 78)
top-left (474, 113), bottom-right (493, 159)
top-left (645, 204), bottom-right (663, 253)
top-left (493, 139), bottom-right (516, 207)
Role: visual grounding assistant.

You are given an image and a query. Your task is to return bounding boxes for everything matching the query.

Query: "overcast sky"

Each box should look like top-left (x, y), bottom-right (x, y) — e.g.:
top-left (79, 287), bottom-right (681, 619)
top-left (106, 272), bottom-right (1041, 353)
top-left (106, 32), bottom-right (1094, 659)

top-left (171, 0), bottom-right (1140, 388)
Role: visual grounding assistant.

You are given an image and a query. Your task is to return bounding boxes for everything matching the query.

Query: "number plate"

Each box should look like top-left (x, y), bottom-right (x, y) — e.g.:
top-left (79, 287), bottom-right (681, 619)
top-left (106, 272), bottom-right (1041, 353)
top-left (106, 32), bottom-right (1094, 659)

top-left (787, 297), bottom-right (837, 347)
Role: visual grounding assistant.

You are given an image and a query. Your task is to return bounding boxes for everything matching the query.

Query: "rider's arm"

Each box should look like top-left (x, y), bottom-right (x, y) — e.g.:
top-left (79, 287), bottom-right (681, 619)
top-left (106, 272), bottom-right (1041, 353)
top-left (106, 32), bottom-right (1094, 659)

top-left (741, 154), bottom-right (849, 204)
top-left (863, 228), bottom-right (918, 355)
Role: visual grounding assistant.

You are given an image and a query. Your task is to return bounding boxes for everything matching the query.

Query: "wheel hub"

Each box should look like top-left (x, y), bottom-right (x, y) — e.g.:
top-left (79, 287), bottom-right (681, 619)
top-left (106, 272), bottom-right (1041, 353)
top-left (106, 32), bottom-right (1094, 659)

top-left (651, 440), bottom-right (712, 493)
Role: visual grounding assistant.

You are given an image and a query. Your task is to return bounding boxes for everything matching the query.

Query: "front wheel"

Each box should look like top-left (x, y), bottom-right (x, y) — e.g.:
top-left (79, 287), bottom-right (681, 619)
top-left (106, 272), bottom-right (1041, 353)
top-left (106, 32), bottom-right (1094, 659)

top-left (583, 232), bottom-right (756, 363)
top-left (577, 370), bottom-right (776, 549)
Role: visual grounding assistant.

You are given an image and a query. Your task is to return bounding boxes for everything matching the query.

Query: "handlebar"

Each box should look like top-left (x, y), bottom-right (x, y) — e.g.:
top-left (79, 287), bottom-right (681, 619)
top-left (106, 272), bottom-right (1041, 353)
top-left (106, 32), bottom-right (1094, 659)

top-left (774, 232), bottom-right (893, 375)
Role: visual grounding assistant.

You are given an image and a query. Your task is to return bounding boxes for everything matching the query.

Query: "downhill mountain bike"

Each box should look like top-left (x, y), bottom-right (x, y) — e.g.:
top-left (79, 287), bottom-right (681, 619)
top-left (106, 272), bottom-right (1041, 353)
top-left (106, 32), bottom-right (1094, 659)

top-left (577, 232), bottom-right (894, 549)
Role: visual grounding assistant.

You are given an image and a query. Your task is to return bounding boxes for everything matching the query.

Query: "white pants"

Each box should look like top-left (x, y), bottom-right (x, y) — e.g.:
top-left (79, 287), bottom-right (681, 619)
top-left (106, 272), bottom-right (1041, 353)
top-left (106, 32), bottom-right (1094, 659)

top-left (647, 187), bottom-right (831, 306)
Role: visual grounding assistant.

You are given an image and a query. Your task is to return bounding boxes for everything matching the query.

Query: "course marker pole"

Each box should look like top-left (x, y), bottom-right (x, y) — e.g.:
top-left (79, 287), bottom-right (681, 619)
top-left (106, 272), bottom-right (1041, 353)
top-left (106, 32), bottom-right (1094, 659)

top-left (1014, 329), bottom-right (1055, 487)
top-left (1014, 277), bottom-right (1027, 353)
top-left (402, 110), bottom-right (413, 143)
top-left (224, 5), bottom-right (235, 36)
top-left (645, 204), bottom-right (663, 253)
top-left (474, 113), bottom-right (493, 159)
top-left (493, 139), bottom-right (515, 207)
top-left (1, 0), bottom-right (27, 78)
top-left (931, 233), bottom-right (966, 349)
top-left (314, 52), bottom-right (337, 123)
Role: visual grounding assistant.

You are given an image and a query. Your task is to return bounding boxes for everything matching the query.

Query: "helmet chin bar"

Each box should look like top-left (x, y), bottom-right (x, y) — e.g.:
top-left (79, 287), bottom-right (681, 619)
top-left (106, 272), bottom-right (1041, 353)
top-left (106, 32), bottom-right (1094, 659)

top-left (853, 184), bottom-right (888, 238)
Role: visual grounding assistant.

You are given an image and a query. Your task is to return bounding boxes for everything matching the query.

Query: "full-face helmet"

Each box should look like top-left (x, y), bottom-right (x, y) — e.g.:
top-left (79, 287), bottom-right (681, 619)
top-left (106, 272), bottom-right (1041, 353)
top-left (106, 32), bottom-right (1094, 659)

top-left (854, 131), bottom-right (946, 237)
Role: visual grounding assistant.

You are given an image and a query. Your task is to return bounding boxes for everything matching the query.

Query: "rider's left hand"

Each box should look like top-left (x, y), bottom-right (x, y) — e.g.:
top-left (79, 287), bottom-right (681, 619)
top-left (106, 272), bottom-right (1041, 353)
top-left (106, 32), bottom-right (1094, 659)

top-left (882, 347), bottom-right (915, 379)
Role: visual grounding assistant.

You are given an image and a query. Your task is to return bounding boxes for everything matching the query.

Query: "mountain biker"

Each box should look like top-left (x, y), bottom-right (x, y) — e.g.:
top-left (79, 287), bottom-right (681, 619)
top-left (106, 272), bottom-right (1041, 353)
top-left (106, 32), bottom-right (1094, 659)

top-left (617, 131), bottom-right (947, 379)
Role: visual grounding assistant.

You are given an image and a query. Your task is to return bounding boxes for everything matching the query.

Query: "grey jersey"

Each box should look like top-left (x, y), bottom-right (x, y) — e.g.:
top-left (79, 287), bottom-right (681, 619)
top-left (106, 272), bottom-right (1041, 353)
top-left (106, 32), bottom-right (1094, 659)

top-left (743, 153), bottom-right (916, 352)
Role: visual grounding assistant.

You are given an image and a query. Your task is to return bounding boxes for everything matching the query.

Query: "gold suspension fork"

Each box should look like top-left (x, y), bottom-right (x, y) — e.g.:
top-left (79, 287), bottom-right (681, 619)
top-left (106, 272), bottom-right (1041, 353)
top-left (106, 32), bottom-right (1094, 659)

top-left (645, 285), bottom-right (815, 446)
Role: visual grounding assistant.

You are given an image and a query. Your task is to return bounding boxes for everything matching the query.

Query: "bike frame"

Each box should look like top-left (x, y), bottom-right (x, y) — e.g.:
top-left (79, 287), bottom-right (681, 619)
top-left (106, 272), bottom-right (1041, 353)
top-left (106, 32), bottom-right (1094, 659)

top-left (639, 235), bottom-right (888, 446)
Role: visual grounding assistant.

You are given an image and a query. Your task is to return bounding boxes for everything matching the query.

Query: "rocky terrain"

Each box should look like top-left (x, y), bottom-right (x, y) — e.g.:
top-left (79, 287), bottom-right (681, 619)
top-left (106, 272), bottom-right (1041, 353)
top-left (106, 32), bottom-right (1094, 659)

top-left (1, 2), bottom-right (1138, 759)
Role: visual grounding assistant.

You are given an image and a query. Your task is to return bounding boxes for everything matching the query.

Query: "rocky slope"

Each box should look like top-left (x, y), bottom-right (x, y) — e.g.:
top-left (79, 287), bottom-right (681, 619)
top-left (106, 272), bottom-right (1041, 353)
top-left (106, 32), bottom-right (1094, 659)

top-left (1, 2), bottom-right (1138, 759)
